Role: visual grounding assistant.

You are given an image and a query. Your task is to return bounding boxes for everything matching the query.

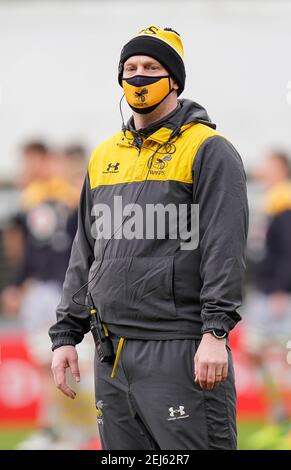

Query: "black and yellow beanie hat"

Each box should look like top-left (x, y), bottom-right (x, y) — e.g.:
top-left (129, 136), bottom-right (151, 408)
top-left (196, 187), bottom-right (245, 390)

top-left (118, 25), bottom-right (186, 96)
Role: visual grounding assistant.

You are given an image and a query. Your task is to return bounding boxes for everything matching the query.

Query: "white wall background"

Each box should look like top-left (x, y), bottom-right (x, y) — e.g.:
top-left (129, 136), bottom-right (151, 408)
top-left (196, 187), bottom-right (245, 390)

top-left (0, 0), bottom-right (291, 179)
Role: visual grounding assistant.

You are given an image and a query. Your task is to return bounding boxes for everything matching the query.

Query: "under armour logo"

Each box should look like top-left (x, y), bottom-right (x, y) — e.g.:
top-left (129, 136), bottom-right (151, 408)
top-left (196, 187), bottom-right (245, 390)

top-left (168, 405), bottom-right (189, 420)
top-left (169, 406), bottom-right (185, 417)
top-left (104, 162), bottom-right (120, 173)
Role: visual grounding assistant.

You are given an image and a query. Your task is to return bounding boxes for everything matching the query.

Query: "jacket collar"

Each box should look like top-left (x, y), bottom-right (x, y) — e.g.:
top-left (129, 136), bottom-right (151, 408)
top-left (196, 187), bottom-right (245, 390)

top-left (118, 98), bottom-right (216, 146)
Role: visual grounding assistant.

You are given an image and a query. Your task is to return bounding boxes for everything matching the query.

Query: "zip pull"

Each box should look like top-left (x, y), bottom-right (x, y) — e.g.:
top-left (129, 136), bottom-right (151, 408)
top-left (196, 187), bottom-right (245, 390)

top-left (134, 134), bottom-right (143, 153)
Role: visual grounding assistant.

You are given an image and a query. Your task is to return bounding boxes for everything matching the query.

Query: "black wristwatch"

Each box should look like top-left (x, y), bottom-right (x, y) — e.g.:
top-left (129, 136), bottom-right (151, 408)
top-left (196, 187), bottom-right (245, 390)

top-left (210, 329), bottom-right (228, 339)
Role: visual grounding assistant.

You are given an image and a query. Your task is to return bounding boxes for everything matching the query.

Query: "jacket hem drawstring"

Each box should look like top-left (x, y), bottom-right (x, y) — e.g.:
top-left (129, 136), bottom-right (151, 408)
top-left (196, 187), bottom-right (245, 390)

top-left (111, 337), bottom-right (125, 378)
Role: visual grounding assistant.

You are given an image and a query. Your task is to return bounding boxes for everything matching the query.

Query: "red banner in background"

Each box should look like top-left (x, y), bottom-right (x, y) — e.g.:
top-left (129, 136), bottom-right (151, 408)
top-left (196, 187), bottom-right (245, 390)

top-left (1, 328), bottom-right (290, 426)
top-left (0, 333), bottom-right (43, 426)
top-left (230, 329), bottom-right (267, 418)
top-left (230, 327), bottom-right (291, 419)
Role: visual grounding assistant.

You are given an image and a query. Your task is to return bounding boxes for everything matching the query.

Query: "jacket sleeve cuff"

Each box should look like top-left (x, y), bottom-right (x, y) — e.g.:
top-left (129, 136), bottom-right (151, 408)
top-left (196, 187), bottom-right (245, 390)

top-left (201, 314), bottom-right (238, 335)
top-left (51, 336), bottom-right (78, 351)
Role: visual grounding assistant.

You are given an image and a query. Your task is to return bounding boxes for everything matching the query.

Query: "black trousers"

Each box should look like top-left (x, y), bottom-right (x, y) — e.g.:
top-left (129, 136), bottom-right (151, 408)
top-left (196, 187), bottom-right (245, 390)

top-left (94, 334), bottom-right (237, 450)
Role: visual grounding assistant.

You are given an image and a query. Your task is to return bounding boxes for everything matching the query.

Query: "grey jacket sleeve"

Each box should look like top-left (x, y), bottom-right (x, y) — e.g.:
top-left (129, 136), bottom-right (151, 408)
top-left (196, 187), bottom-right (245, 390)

top-left (48, 173), bottom-right (95, 350)
top-left (192, 136), bottom-right (249, 334)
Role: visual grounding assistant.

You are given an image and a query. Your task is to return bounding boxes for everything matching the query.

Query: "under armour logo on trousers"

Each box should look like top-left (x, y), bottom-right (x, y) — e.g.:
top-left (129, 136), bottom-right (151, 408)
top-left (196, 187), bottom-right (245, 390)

top-left (168, 405), bottom-right (189, 420)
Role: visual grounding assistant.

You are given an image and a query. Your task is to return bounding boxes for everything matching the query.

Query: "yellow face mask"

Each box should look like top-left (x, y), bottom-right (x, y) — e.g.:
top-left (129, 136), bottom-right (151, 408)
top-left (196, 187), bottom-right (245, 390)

top-left (122, 75), bottom-right (174, 114)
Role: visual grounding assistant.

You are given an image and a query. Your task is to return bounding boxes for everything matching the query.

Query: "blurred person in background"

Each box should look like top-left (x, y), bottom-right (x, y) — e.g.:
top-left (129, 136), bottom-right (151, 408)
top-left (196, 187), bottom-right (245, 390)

top-left (243, 150), bottom-right (291, 448)
top-left (0, 141), bottom-right (50, 317)
top-left (2, 140), bottom-right (80, 326)
top-left (1, 140), bottom-right (95, 449)
top-left (62, 143), bottom-right (88, 193)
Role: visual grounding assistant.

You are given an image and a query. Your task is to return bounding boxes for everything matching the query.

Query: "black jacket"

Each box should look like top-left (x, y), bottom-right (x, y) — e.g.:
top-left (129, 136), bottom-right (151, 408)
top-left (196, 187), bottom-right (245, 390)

top-left (49, 99), bottom-right (249, 349)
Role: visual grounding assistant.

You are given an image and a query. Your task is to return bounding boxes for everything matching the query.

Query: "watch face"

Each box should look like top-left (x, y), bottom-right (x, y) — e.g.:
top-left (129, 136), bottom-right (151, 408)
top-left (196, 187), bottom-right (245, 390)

top-left (213, 329), bottom-right (227, 338)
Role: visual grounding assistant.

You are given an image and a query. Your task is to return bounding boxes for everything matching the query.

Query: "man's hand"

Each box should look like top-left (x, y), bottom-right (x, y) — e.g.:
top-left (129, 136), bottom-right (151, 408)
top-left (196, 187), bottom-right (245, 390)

top-left (194, 333), bottom-right (228, 390)
top-left (51, 345), bottom-right (80, 399)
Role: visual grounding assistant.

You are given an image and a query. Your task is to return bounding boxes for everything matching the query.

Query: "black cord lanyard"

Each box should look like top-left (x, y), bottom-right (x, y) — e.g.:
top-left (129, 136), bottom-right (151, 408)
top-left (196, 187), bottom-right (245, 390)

top-left (72, 130), bottom-right (178, 308)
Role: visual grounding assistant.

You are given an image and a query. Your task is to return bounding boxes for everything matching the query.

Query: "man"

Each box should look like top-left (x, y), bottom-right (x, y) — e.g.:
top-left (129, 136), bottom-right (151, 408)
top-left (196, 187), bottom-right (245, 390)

top-left (243, 150), bottom-right (291, 439)
top-left (49, 26), bottom-right (249, 450)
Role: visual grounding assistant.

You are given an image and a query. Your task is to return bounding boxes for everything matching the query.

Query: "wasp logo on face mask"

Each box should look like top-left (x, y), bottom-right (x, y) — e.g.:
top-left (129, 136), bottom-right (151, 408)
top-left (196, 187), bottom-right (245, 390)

top-left (122, 75), bottom-right (174, 114)
top-left (135, 87), bottom-right (148, 103)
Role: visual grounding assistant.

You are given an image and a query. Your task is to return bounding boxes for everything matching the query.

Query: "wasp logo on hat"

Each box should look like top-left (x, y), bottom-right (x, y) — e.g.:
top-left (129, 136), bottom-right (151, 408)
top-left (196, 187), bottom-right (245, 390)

top-left (138, 25), bottom-right (159, 35)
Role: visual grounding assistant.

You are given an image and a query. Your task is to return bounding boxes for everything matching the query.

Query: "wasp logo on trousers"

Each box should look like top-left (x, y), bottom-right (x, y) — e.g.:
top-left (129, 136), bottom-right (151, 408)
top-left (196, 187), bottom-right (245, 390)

top-left (96, 400), bottom-right (104, 425)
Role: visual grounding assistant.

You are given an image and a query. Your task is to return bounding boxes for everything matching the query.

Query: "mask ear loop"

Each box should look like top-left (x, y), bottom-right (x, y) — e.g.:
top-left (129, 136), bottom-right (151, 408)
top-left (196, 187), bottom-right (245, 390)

top-left (168, 76), bottom-right (173, 93)
top-left (119, 93), bottom-right (127, 136)
top-left (119, 92), bottom-right (137, 144)
top-left (119, 89), bottom-right (145, 144)
top-left (167, 76), bottom-right (178, 99)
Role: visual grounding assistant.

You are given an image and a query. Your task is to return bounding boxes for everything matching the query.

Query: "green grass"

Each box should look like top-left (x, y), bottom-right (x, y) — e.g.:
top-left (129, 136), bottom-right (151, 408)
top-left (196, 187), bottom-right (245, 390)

top-left (0, 428), bottom-right (35, 450)
top-left (238, 421), bottom-right (264, 450)
top-left (0, 421), bottom-right (286, 450)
